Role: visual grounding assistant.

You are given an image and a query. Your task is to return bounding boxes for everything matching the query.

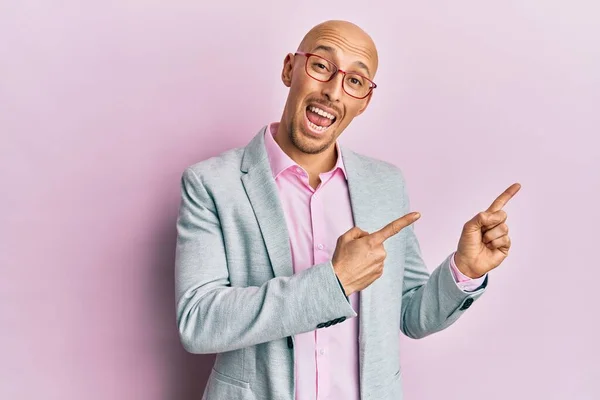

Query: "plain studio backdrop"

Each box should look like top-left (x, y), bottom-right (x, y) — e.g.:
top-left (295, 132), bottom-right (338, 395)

top-left (1, 1), bottom-right (598, 399)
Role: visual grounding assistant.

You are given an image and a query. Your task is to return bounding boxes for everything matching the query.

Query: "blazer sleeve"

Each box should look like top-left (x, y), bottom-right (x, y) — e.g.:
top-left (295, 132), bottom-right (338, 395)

top-left (398, 172), bottom-right (488, 339)
top-left (175, 168), bottom-right (357, 354)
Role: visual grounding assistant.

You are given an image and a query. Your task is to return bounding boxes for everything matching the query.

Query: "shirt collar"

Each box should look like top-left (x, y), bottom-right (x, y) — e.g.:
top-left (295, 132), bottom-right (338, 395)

top-left (263, 122), bottom-right (348, 180)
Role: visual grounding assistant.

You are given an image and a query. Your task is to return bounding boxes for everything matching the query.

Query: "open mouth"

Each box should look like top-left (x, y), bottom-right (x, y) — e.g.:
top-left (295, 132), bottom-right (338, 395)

top-left (304, 105), bottom-right (337, 134)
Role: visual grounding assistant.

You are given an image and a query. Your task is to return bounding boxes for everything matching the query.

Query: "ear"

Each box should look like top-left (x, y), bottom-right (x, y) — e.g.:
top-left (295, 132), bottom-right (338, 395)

top-left (281, 53), bottom-right (294, 87)
top-left (356, 92), bottom-right (374, 116)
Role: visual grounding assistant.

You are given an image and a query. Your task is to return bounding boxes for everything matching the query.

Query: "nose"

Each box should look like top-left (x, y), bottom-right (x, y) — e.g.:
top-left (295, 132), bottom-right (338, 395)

top-left (321, 71), bottom-right (344, 103)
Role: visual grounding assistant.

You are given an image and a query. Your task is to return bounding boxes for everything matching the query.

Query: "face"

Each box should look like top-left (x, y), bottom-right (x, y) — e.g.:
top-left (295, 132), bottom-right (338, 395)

top-left (280, 22), bottom-right (378, 155)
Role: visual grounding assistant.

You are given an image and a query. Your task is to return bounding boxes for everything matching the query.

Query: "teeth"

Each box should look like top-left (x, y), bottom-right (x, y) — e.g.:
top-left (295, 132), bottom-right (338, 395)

top-left (308, 120), bottom-right (329, 132)
top-left (309, 106), bottom-right (335, 120)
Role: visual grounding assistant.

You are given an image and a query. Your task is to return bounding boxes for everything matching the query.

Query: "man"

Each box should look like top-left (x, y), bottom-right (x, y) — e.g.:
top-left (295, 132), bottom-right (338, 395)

top-left (175, 20), bottom-right (520, 400)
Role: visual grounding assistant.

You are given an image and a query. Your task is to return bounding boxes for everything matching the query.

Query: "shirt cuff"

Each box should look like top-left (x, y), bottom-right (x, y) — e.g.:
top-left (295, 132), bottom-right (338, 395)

top-left (450, 252), bottom-right (487, 292)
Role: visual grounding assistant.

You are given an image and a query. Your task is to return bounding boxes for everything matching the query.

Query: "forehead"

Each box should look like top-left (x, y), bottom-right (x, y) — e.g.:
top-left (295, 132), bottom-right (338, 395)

top-left (306, 27), bottom-right (378, 77)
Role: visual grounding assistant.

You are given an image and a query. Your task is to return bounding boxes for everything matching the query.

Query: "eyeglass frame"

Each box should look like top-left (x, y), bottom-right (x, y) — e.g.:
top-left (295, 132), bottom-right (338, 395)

top-left (294, 51), bottom-right (377, 99)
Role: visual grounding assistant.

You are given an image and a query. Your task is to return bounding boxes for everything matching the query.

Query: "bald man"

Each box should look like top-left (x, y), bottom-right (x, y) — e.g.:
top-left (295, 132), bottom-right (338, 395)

top-left (175, 20), bottom-right (520, 400)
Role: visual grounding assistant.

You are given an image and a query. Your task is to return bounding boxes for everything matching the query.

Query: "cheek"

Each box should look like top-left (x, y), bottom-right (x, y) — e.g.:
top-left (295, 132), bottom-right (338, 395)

top-left (291, 73), bottom-right (321, 97)
top-left (343, 99), bottom-right (369, 120)
top-left (339, 106), bottom-right (361, 125)
top-left (290, 71), bottom-right (308, 89)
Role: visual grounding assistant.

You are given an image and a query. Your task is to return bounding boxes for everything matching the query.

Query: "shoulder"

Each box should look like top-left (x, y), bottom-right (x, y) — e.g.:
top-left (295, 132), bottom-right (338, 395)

top-left (342, 146), bottom-right (413, 212)
top-left (342, 146), bottom-right (407, 184)
top-left (181, 146), bottom-right (245, 187)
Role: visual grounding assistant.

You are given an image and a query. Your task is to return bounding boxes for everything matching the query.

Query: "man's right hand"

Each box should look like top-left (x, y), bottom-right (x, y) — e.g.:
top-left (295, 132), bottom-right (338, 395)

top-left (332, 212), bottom-right (421, 296)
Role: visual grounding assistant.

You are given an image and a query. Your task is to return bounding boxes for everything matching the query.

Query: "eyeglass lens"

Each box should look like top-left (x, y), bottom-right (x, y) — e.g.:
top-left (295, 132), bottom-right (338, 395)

top-left (306, 54), bottom-right (372, 98)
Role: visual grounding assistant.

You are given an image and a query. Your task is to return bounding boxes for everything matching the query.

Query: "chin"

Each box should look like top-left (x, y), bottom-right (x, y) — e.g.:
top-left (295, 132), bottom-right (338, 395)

top-left (292, 124), bottom-right (336, 155)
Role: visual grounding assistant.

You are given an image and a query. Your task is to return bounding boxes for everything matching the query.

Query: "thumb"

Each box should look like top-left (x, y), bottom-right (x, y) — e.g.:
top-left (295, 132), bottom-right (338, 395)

top-left (468, 210), bottom-right (506, 230)
top-left (340, 226), bottom-right (370, 243)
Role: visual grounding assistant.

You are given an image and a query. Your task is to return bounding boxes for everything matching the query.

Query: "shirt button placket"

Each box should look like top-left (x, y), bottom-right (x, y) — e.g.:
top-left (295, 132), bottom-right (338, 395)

top-left (312, 189), bottom-right (330, 400)
top-left (311, 192), bottom-right (323, 263)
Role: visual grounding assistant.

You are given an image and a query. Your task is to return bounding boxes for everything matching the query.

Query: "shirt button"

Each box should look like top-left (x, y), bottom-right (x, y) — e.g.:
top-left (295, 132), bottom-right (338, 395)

top-left (317, 244), bottom-right (324, 250)
top-left (319, 349), bottom-right (325, 356)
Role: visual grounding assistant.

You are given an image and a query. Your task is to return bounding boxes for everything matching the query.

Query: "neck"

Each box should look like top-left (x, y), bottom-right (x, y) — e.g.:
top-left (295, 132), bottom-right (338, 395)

top-left (274, 121), bottom-right (338, 176)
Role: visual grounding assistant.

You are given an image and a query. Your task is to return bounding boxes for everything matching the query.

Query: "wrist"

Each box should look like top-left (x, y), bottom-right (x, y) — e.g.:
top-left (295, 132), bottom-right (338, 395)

top-left (454, 252), bottom-right (483, 279)
top-left (335, 275), bottom-right (349, 297)
top-left (332, 263), bottom-right (353, 296)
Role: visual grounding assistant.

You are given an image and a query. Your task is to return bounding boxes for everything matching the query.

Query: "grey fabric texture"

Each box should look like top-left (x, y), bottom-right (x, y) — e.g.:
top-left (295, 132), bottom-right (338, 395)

top-left (175, 126), bottom-right (487, 400)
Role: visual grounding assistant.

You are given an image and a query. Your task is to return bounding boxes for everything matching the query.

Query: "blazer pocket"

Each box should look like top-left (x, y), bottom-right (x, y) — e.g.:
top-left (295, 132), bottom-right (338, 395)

top-left (211, 368), bottom-right (250, 389)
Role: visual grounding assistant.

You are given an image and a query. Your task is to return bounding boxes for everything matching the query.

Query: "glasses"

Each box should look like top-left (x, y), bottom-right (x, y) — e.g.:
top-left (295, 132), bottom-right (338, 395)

top-left (295, 52), bottom-right (377, 99)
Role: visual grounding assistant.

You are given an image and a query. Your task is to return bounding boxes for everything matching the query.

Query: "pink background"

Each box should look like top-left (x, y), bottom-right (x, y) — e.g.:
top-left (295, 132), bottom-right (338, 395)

top-left (1, 1), bottom-right (598, 399)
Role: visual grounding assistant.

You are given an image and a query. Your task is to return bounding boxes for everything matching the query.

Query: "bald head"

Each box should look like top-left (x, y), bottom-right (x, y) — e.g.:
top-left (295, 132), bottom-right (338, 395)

top-left (276, 20), bottom-right (378, 158)
top-left (297, 20), bottom-right (379, 78)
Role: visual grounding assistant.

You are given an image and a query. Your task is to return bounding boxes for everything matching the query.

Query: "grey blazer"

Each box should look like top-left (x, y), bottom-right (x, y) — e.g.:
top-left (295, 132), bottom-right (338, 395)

top-left (175, 126), bottom-right (487, 400)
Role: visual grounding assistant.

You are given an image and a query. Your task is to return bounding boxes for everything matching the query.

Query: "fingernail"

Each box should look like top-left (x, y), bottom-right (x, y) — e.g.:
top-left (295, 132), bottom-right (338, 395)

top-left (414, 212), bottom-right (421, 219)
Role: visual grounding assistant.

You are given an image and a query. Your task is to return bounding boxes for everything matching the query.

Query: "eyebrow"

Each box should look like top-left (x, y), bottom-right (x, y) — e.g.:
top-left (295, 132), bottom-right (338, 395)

top-left (312, 44), bottom-right (372, 77)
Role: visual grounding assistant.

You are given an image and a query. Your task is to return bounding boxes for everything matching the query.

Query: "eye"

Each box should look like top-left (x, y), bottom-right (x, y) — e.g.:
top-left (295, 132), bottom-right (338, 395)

top-left (346, 75), bottom-right (365, 87)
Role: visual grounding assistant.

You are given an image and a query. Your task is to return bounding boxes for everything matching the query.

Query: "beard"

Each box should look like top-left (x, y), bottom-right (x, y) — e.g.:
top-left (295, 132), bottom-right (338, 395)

top-left (289, 112), bottom-right (337, 155)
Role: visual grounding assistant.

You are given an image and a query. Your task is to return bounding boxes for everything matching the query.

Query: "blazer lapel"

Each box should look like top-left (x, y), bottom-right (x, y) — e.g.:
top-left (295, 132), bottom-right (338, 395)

top-left (340, 146), bottom-right (377, 400)
top-left (240, 126), bottom-right (294, 278)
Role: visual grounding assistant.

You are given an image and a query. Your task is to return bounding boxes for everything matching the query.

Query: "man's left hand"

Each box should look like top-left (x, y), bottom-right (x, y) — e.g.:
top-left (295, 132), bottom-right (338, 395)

top-left (454, 183), bottom-right (522, 278)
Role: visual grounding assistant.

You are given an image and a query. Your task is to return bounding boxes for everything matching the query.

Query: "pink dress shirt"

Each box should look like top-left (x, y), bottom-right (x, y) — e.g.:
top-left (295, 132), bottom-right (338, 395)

top-left (263, 122), bottom-right (485, 400)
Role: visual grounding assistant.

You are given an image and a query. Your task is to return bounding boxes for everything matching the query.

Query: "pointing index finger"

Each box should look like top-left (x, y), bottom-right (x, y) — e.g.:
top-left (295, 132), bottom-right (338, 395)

top-left (486, 183), bottom-right (522, 212)
top-left (370, 212), bottom-right (421, 243)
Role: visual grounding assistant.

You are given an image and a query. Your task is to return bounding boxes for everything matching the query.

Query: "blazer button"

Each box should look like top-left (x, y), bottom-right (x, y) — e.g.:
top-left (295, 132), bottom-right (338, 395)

top-left (317, 323), bottom-right (326, 328)
top-left (459, 298), bottom-right (474, 310)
